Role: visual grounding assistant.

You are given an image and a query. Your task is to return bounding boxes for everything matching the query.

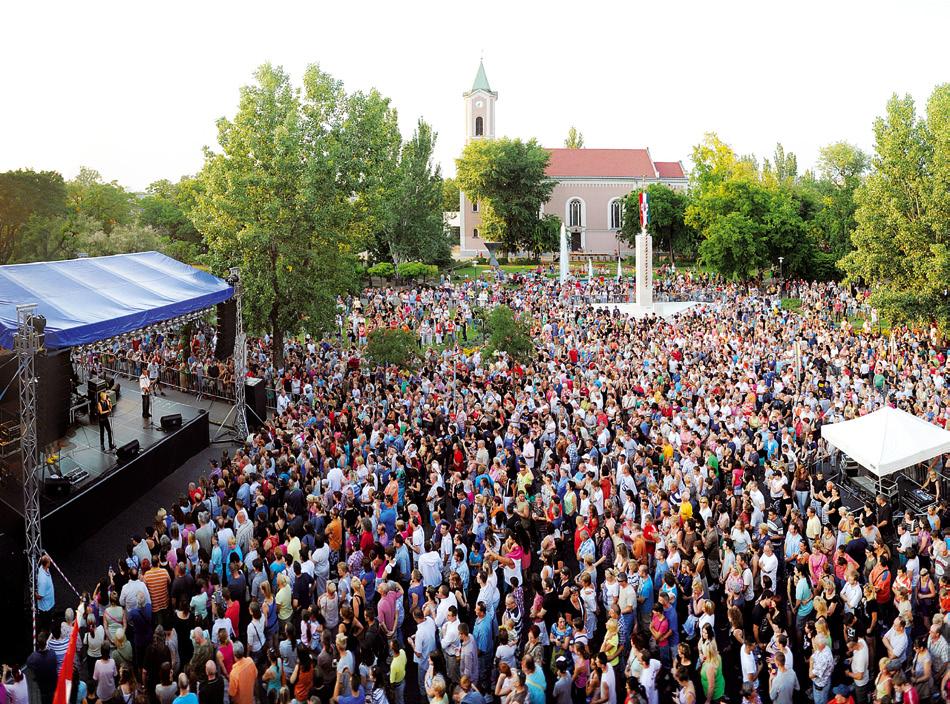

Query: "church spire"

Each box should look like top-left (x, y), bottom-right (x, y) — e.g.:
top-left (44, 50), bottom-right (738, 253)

top-left (471, 60), bottom-right (492, 93)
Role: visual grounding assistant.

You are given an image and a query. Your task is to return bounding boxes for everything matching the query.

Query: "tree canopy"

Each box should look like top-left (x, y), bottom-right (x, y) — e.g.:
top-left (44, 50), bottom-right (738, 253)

top-left (619, 184), bottom-right (697, 264)
top-left (564, 126), bottom-right (584, 149)
top-left (842, 85), bottom-right (950, 332)
top-left (193, 63), bottom-right (364, 367)
top-left (455, 137), bottom-right (555, 253)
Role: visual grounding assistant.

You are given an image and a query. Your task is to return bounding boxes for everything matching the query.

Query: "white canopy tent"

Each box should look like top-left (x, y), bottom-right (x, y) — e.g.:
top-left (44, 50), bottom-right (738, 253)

top-left (821, 406), bottom-right (950, 478)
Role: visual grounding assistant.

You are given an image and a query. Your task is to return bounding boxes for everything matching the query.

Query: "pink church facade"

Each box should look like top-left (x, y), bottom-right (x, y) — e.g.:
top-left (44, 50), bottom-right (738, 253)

top-left (459, 63), bottom-right (687, 257)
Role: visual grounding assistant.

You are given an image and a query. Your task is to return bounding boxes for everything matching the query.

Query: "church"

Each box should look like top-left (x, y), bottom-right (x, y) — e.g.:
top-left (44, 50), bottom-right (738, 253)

top-left (458, 61), bottom-right (687, 257)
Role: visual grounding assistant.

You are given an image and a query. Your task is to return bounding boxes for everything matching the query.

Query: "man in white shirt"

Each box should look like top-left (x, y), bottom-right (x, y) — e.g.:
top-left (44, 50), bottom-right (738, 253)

top-left (119, 568), bottom-right (151, 610)
top-left (845, 636), bottom-right (870, 700)
top-left (410, 609), bottom-right (437, 695)
top-left (435, 585), bottom-right (458, 628)
top-left (440, 606), bottom-right (462, 685)
top-left (419, 541), bottom-right (443, 588)
top-left (759, 541), bottom-right (779, 590)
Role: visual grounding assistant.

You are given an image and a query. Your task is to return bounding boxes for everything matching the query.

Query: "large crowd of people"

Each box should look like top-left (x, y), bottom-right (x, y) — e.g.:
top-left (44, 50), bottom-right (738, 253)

top-left (10, 270), bottom-right (950, 704)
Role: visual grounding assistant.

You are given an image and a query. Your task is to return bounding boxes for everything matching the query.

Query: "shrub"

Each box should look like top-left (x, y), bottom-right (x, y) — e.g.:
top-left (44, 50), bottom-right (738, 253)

top-left (364, 328), bottom-right (419, 370)
top-left (367, 262), bottom-right (395, 278)
top-left (396, 262), bottom-right (438, 279)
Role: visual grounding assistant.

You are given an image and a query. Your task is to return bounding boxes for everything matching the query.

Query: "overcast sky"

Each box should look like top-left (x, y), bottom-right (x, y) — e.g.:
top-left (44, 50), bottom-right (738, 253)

top-left (2, 0), bottom-right (948, 191)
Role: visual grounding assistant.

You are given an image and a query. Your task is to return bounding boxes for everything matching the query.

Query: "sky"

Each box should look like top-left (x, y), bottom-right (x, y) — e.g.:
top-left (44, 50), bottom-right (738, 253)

top-left (2, 0), bottom-right (948, 192)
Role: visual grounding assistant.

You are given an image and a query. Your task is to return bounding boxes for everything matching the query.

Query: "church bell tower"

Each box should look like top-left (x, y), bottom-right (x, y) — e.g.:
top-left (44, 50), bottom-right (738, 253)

top-left (460, 61), bottom-right (498, 254)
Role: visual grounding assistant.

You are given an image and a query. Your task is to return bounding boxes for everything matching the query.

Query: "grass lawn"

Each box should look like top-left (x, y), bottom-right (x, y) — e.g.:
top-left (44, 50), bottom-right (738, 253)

top-left (781, 297), bottom-right (803, 311)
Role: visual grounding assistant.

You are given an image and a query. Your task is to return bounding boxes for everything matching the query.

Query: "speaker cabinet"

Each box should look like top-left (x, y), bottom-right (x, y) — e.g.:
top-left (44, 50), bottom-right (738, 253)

top-left (245, 377), bottom-right (267, 432)
top-left (45, 475), bottom-right (71, 497)
top-left (116, 439), bottom-right (140, 463)
top-left (160, 413), bottom-right (183, 431)
top-left (215, 300), bottom-right (236, 361)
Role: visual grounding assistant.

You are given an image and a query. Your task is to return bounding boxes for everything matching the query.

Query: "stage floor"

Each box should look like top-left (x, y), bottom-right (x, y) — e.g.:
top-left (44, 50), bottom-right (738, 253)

top-left (0, 390), bottom-right (205, 517)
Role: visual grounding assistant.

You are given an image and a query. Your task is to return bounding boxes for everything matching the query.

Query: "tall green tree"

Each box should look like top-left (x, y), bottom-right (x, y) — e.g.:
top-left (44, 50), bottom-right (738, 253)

top-left (842, 85), bottom-right (950, 332)
top-left (441, 177), bottom-right (460, 212)
top-left (66, 167), bottom-right (134, 234)
top-left (619, 184), bottom-right (697, 264)
top-left (0, 169), bottom-right (67, 264)
top-left (763, 143), bottom-right (798, 182)
top-left (564, 126), bottom-right (584, 149)
top-left (138, 177), bottom-right (202, 244)
top-left (375, 119), bottom-right (449, 267)
top-left (807, 141), bottom-right (869, 258)
top-left (456, 137), bottom-right (555, 253)
top-left (193, 63), bottom-right (361, 368)
top-left (686, 133), bottom-right (813, 279)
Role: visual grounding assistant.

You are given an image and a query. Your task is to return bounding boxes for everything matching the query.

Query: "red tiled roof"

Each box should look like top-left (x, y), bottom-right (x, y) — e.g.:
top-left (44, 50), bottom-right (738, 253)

top-left (655, 161), bottom-right (686, 179)
top-left (545, 148), bottom-right (657, 178)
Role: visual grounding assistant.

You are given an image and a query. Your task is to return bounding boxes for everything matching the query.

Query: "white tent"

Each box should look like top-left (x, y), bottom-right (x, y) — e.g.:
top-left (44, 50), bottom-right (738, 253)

top-left (821, 406), bottom-right (950, 477)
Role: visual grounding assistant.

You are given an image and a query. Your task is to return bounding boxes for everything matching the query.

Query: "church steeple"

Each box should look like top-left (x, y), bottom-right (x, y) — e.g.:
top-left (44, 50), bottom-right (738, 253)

top-left (463, 60), bottom-right (497, 142)
top-left (471, 60), bottom-right (492, 93)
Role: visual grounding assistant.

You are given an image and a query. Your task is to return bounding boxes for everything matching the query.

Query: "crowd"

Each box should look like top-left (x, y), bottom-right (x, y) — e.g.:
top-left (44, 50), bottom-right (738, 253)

top-left (10, 270), bottom-right (950, 704)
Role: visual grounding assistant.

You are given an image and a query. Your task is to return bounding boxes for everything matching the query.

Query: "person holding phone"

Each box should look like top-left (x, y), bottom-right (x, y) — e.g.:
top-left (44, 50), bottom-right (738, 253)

top-left (98, 390), bottom-right (116, 452)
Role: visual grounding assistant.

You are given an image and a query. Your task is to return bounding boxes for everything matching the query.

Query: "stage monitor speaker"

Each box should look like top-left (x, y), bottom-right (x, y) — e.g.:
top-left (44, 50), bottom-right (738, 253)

top-left (45, 475), bottom-right (71, 497)
top-left (245, 377), bottom-right (267, 432)
top-left (160, 413), bottom-right (183, 431)
top-left (116, 439), bottom-right (140, 463)
top-left (215, 300), bottom-right (236, 361)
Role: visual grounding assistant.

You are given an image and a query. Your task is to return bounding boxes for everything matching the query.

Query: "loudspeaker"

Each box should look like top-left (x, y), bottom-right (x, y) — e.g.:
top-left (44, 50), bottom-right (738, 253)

top-left (245, 377), bottom-right (267, 432)
top-left (160, 413), bottom-right (182, 431)
top-left (45, 475), bottom-right (71, 497)
top-left (116, 439), bottom-right (140, 463)
top-left (87, 376), bottom-right (107, 421)
top-left (215, 300), bottom-right (236, 361)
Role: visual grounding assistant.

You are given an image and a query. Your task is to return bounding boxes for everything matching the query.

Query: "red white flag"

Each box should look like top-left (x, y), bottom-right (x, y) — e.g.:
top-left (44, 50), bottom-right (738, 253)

top-left (639, 191), bottom-right (649, 230)
top-left (52, 611), bottom-right (80, 704)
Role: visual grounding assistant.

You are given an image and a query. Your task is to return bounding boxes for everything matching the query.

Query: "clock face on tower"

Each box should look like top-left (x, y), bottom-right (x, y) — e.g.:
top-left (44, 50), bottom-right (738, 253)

top-left (475, 100), bottom-right (483, 108)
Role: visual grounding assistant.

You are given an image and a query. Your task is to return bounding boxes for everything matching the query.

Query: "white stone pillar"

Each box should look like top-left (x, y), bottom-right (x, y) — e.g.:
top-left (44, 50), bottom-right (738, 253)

top-left (635, 230), bottom-right (653, 309)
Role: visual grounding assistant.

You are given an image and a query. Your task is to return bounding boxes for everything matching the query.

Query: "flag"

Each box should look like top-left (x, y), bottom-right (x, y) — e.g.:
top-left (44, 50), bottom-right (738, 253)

top-left (639, 191), bottom-right (649, 229)
top-left (52, 614), bottom-right (79, 704)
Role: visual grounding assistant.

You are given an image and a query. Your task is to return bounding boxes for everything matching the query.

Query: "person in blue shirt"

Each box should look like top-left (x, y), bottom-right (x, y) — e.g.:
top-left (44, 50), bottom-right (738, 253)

top-left (472, 602), bottom-right (496, 692)
top-left (36, 555), bottom-right (55, 631)
top-left (379, 496), bottom-right (397, 540)
top-left (637, 563), bottom-right (654, 632)
top-left (172, 673), bottom-right (199, 704)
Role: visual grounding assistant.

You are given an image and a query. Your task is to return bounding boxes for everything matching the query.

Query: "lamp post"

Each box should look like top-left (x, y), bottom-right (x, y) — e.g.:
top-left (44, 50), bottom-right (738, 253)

top-left (778, 256), bottom-right (785, 294)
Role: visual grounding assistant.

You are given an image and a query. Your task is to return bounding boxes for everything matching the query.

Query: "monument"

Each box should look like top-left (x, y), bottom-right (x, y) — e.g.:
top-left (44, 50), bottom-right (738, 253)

top-left (635, 191), bottom-right (653, 309)
top-left (591, 190), bottom-right (705, 320)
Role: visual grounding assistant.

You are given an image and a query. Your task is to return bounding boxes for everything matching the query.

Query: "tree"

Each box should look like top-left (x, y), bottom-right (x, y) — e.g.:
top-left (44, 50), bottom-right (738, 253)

top-left (456, 137), bottom-right (555, 253)
top-left (483, 305), bottom-right (535, 363)
top-left (66, 167), bottom-right (134, 234)
top-left (527, 214), bottom-right (561, 260)
top-left (365, 328), bottom-right (419, 370)
top-left (138, 177), bottom-right (201, 242)
top-left (763, 143), bottom-right (798, 182)
top-left (193, 63), bottom-right (362, 369)
top-left (804, 141), bottom-right (870, 258)
top-left (565, 126), bottom-right (584, 149)
top-left (375, 119), bottom-right (450, 267)
top-left (0, 169), bottom-right (67, 264)
top-left (619, 184), bottom-right (697, 264)
top-left (441, 177), bottom-right (460, 212)
top-left (686, 133), bottom-right (813, 279)
top-left (842, 86), bottom-right (950, 332)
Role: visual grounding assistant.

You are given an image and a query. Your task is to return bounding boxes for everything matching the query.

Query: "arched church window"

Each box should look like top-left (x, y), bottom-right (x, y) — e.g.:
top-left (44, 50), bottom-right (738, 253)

top-left (609, 199), bottom-right (623, 230)
top-left (569, 199), bottom-right (583, 228)
top-left (475, 116), bottom-right (483, 137)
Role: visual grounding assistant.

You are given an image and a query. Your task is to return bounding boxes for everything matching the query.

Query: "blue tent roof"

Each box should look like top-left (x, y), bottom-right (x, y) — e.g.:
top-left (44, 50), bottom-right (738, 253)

top-left (0, 251), bottom-right (233, 350)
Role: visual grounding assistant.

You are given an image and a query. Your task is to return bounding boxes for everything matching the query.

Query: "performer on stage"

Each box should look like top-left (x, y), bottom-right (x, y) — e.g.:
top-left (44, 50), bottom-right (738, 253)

top-left (139, 370), bottom-right (152, 419)
top-left (97, 390), bottom-right (116, 452)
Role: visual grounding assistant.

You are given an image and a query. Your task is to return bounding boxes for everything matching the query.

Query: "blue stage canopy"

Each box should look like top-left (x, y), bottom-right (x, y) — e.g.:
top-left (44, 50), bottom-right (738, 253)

top-left (0, 251), bottom-right (233, 350)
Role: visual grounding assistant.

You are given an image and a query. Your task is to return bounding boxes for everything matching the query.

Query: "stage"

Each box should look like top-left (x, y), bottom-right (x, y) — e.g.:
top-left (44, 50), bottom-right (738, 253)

top-left (0, 390), bottom-right (210, 549)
